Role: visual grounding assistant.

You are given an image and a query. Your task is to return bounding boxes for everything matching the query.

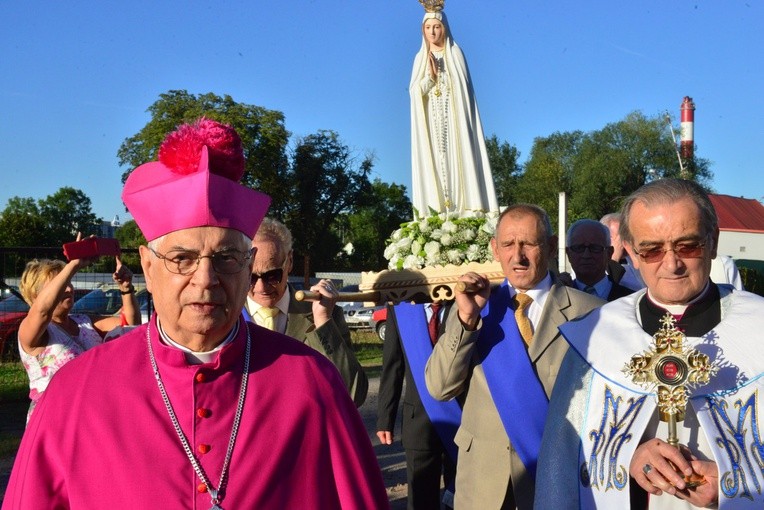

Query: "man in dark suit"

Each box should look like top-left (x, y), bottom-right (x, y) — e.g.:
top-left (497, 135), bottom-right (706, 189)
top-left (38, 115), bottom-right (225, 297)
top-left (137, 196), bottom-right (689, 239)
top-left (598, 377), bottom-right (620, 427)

top-left (425, 204), bottom-right (604, 509)
top-left (244, 217), bottom-right (368, 407)
top-left (377, 301), bottom-right (459, 510)
top-left (566, 219), bottom-right (634, 302)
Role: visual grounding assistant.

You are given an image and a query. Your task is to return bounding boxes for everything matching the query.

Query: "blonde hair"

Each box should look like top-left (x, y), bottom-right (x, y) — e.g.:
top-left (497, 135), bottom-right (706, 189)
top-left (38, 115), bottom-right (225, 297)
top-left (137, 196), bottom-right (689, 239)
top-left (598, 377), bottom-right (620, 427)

top-left (19, 259), bottom-right (66, 306)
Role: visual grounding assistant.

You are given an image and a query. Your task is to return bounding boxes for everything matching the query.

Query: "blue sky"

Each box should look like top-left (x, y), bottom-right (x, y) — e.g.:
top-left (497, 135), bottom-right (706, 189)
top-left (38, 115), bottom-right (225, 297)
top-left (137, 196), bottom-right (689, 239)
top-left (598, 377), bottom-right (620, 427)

top-left (2, 1), bottom-right (762, 223)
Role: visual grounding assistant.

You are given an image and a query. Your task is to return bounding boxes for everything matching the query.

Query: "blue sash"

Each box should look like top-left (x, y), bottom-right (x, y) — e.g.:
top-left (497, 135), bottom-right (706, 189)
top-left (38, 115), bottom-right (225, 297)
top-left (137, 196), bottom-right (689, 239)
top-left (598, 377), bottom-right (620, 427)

top-left (478, 281), bottom-right (549, 479)
top-left (396, 302), bottom-right (461, 464)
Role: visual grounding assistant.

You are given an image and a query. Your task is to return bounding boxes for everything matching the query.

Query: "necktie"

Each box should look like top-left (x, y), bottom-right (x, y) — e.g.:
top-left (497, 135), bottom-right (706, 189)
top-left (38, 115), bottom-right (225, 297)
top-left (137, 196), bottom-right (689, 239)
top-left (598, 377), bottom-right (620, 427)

top-left (584, 285), bottom-right (597, 296)
top-left (428, 302), bottom-right (442, 346)
top-left (514, 293), bottom-right (534, 346)
top-left (256, 306), bottom-right (280, 331)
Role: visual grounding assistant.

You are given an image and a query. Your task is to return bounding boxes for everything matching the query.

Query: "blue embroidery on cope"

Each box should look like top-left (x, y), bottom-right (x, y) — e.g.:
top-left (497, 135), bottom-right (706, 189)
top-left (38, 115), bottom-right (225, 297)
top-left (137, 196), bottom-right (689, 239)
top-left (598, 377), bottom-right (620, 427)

top-left (707, 390), bottom-right (764, 501)
top-left (582, 386), bottom-right (646, 492)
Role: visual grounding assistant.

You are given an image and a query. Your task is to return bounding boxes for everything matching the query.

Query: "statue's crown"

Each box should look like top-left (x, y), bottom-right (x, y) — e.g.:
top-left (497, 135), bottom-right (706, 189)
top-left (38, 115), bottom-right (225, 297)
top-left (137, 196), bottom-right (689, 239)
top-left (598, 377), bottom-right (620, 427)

top-left (419, 0), bottom-right (444, 13)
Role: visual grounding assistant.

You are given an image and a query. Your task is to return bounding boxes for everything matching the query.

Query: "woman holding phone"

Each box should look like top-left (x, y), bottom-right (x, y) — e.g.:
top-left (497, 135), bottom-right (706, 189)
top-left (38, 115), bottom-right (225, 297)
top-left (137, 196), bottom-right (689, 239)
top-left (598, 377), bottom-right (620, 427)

top-left (17, 241), bottom-right (140, 420)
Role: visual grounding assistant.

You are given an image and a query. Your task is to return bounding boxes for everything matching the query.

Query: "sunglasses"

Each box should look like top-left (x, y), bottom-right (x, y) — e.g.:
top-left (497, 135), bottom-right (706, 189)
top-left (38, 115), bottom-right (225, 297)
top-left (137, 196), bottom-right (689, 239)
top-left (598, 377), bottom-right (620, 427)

top-left (250, 268), bottom-right (284, 286)
top-left (633, 241), bottom-right (706, 264)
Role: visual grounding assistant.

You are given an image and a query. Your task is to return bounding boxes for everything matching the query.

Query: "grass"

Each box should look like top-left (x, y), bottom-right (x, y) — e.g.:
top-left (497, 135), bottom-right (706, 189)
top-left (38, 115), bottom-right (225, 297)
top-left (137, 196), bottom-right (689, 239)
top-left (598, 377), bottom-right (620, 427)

top-left (351, 329), bottom-right (383, 378)
top-left (0, 363), bottom-right (27, 403)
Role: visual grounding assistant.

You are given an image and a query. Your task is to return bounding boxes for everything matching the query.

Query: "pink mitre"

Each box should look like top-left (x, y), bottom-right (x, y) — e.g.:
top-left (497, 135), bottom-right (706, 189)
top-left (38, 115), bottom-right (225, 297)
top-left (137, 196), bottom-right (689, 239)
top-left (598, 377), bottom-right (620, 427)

top-left (122, 118), bottom-right (271, 241)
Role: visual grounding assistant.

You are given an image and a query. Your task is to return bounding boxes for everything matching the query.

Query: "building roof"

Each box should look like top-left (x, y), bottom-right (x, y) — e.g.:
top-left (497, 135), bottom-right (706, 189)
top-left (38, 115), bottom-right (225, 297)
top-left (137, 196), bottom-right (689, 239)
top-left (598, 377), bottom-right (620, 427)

top-left (709, 194), bottom-right (764, 233)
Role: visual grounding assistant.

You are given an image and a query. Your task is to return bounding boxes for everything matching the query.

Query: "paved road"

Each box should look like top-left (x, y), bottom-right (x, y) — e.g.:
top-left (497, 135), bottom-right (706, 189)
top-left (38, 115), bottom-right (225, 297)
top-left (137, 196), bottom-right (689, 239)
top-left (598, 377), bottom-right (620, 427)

top-left (359, 373), bottom-right (408, 509)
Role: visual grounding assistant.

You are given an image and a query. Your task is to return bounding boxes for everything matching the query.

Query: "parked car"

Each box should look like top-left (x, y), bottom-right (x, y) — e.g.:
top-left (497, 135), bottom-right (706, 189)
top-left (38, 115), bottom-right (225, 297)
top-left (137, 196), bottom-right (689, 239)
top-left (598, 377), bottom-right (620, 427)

top-left (0, 295), bottom-right (30, 361)
top-left (342, 302), bottom-right (378, 330)
top-left (71, 285), bottom-right (152, 323)
top-left (0, 289), bottom-right (92, 361)
top-left (371, 307), bottom-right (388, 340)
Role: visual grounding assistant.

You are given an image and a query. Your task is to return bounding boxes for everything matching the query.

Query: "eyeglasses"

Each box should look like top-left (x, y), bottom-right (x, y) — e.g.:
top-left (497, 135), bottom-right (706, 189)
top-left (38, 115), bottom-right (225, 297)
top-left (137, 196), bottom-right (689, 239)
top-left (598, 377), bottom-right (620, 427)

top-left (149, 247), bottom-right (252, 275)
top-left (250, 268), bottom-right (285, 287)
top-left (633, 241), bottom-right (707, 264)
top-left (568, 244), bottom-right (606, 254)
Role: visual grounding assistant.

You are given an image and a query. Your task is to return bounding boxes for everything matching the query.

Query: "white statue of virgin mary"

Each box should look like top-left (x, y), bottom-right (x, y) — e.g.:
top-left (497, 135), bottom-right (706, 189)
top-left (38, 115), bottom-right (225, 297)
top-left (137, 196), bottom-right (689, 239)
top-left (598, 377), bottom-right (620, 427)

top-left (410, 4), bottom-right (498, 216)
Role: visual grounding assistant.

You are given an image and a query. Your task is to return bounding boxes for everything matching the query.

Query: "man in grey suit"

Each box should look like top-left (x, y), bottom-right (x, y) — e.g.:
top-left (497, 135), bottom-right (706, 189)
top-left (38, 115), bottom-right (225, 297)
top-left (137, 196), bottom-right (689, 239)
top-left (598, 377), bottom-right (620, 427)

top-left (425, 204), bottom-right (603, 510)
top-left (245, 218), bottom-right (368, 407)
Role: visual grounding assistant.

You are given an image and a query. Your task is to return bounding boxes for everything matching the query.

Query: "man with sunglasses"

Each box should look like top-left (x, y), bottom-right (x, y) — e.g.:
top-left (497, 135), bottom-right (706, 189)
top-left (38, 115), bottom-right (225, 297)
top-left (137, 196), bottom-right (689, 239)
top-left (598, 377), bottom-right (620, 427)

top-left (565, 219), bottom-right (634, 302)
top-left (536, 178), bottom-right (764, 509)
top-left (2, 120), bottom-right (388, 509)
top-left (244, 217), bottom-right (368, 407)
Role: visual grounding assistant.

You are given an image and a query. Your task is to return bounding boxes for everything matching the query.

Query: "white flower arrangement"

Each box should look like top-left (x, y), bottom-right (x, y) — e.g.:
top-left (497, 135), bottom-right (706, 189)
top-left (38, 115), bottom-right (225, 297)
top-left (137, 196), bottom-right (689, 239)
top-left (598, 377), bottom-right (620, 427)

top-left (384, 210), bottom-right (500, 270)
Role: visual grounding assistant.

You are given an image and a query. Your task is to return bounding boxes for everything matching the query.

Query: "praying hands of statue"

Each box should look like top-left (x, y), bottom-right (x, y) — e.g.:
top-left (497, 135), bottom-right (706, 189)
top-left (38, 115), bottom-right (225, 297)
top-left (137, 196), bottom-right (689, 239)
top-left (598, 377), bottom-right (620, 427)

top-left (630, 438), bottom-right (719, 508)
top-left (428, 51), bottom-right (439, 81)
top-left (308, 279), bottom-right (339, 328)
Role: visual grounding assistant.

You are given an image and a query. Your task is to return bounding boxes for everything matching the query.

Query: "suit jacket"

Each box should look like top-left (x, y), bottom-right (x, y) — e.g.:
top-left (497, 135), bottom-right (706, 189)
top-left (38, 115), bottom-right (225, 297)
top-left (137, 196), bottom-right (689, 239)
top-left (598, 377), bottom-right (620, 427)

top-left (606, 279), bottom-right (634, 302)
top-left (377, 302), bottom-right (453, 450)
top-left (285, 290), bottom-right (368, 407)
top-left (425, 279), bottom-right (604, 510)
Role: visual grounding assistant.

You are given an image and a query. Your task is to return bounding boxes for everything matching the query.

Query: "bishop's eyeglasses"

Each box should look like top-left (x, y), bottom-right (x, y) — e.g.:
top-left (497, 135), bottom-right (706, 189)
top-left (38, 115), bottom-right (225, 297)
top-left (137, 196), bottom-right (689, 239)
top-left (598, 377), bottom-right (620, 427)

top-left (633, 241), bottom-right (707, 264)
top-left (148, 247), bottom-right (253, 275)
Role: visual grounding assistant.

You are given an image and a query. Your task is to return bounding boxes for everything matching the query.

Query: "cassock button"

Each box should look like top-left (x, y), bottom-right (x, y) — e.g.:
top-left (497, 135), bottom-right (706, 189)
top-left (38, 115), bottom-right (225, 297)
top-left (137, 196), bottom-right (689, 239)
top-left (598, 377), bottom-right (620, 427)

top-left (197, 408), bottom-right (211, 418)
top-left (195, 372), bottom-right (206, 383)
top-left (198, 443), bottom-right (211, 454)
top-left (197, 483), bottom-right (208, 493)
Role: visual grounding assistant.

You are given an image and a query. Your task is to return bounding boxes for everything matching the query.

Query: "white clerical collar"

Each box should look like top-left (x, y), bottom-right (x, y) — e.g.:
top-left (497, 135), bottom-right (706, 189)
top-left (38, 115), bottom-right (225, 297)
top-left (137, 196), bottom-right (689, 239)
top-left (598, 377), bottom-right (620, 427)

top-left (157, 318), bottom-right (238, 365)
top-left (646, 281), bottom-right (711, 316)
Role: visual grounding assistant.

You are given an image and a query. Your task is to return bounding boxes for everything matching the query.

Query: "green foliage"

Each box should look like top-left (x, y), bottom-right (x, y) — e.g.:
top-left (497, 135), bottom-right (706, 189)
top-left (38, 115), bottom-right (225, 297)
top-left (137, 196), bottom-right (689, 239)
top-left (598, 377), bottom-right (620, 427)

top-left (0, 188), bottom-right (101, 248)
top-left (485, 134), bottom-right (521, 207)
top-left (516, 111), bottom-right (714, 230)
top-left (739, 266), bottom-right (764, 296)
top-left (336, 179), bottom-right (412, 272)
top-left (114, 219), bottom-right (146, 269)
top-left (283, 130), bottom-right (372, 276)
top-left (117, 90), bottom-right (292, 216)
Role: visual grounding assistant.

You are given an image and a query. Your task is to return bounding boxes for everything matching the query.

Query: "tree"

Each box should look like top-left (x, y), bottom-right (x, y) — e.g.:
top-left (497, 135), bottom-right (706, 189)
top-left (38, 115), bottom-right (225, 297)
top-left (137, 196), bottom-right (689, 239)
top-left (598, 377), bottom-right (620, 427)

top-left (117, 90), bottom-right (292, 216)
top-left (282, 130), bottom-right (373, 278)
top-left (114, 219), bottom-right (146, 269)
top-left (0, 189), bottom-right (101, 248)
top-left (485, 134), bottom-right (522, 207)
top-left (516, 130), bottom-right (585, 226)
top-left (516, 111), bottom-right (714, 230)
top-left (338, 179), bottom-right (412, 271)
top-left (38, 187), bottom-right (101, 245)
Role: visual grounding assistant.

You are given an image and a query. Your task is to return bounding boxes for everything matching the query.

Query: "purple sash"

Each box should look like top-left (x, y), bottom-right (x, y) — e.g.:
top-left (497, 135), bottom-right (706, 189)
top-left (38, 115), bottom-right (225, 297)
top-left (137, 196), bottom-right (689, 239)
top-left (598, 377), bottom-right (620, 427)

top-left (478, 281), bottom-right (549, 479)
top-left (396, 302), bottom-right (461, 463)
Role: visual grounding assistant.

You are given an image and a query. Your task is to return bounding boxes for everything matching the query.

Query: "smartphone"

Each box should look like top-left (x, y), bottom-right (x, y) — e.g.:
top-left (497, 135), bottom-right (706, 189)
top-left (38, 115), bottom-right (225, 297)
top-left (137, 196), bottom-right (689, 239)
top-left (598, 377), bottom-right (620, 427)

top-left (63, 238), bottom-right (121, 261)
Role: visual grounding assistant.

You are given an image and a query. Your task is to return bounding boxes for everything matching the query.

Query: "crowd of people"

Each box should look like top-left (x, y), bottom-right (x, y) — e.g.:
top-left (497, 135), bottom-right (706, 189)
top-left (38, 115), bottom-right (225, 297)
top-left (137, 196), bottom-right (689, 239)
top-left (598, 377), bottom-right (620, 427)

top-left (4, 123), bottom-right (761, 509)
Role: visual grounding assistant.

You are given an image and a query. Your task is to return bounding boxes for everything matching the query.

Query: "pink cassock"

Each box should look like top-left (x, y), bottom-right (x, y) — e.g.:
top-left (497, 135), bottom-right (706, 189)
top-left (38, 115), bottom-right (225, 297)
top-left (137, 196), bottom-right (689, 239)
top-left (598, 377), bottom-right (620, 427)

top-left (3, 318), bottom-right (389, 509)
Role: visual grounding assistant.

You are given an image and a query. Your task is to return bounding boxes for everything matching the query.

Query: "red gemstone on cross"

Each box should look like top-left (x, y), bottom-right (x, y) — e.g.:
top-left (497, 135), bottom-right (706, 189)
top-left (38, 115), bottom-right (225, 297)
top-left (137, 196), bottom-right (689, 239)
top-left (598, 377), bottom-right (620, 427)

top-left (663, 362), bottom-right (678, 379)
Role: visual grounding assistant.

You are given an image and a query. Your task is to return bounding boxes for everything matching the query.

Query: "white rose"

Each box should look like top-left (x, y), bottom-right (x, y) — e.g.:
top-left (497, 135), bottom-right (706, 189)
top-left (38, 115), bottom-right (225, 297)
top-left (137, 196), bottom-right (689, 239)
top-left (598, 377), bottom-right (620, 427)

top-left (411, 239), bottom-right (422, 255)
top-left (462, 228), bottom-right (476, 241)
top-left (441, 220), bottom-right (457, 233)
top-left (419, 220), bottom-right (430, 233)
top-left (466, 244), bottom-right (482, 261)
top-left (440, 233), bottom-right (453, 246)
top-left (403, 254), bottom-right (423, 270)
top-left (447, 249), bottom-right (463, 264)
top-left (430, 228), bottom-right (443, 240)
top-left (396, 236), bottom-right (413, 251)
top-left (424, 241), bottom-right (441, 263)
